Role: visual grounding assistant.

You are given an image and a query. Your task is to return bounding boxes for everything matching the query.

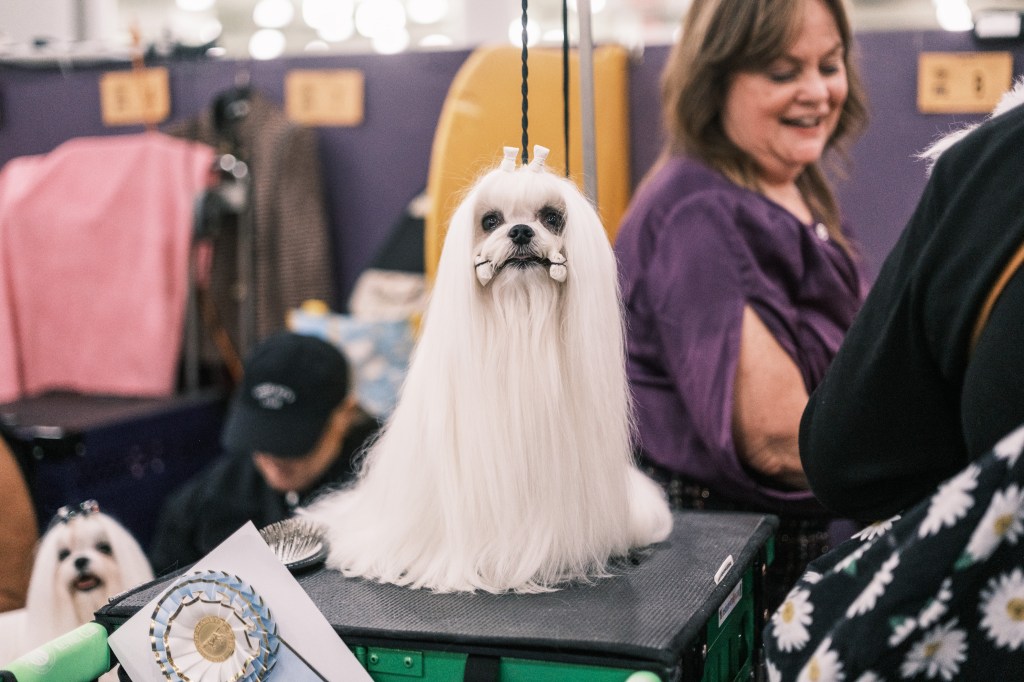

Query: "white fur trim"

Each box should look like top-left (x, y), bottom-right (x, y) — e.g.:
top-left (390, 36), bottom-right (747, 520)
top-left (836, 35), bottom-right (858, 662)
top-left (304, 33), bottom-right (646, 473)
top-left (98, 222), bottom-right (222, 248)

top-left (918, 76), bottom-right (1024, 173)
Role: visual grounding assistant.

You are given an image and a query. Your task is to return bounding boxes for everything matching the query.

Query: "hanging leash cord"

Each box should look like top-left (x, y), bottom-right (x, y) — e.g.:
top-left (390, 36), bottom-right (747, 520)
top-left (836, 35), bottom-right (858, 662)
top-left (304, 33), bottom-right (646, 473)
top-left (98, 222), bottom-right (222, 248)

top-left (520, 0), bottom-right (530, 164)
top-left (562, 0), bottom-right (570, 177)
top-left (520, 0), bottom-right (573, 174)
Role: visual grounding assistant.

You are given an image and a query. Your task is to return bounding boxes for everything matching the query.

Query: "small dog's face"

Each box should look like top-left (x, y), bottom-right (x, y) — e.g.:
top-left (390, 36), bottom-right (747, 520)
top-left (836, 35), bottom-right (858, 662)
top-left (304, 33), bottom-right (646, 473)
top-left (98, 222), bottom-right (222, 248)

top-left (50, 515), bottom-right (124, 610)
top-left (472, 173), bottom-right (569, 286)
top-left (26, 507), bottom-right (152, 643)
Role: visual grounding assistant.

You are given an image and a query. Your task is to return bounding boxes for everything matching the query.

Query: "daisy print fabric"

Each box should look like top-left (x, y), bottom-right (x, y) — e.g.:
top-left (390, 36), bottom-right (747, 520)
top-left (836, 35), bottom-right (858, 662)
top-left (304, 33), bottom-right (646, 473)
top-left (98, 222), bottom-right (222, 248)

top-left (764, 423), bottom-right (1024, 679)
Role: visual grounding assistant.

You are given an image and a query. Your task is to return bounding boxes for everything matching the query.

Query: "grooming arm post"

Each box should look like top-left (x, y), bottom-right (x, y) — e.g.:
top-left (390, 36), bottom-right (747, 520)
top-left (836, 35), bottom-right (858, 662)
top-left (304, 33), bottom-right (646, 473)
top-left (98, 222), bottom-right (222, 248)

top-left (577, 0), bottom-right (598, 204)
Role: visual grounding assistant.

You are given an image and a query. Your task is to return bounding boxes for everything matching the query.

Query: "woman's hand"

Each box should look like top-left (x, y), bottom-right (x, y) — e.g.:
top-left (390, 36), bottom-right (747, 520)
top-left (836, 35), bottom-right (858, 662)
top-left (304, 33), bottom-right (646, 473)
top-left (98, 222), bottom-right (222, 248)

top-left (732, 306), bottom-right (810, 490)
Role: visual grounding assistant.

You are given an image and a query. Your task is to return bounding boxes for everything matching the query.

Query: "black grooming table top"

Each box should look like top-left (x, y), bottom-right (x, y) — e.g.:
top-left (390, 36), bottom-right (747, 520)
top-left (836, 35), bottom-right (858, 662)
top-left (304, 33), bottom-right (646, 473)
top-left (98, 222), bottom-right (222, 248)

top-left (98, 511), bottom-right (777, 669)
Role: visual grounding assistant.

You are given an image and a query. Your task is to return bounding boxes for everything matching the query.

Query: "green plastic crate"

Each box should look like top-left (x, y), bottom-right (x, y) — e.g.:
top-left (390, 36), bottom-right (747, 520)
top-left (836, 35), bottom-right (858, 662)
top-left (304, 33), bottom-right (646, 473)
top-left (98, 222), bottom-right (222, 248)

top-left (5, 511), bottom-right (775, 682)
top-left (341, 556), bottom-right (765, 682)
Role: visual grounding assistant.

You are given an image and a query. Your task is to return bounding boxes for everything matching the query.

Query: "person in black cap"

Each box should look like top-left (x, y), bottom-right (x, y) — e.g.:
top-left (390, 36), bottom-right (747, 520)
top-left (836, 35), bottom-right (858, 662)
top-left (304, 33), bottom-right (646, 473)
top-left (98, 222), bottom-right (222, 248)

top-left (148, 331), bottom-right (378, 575)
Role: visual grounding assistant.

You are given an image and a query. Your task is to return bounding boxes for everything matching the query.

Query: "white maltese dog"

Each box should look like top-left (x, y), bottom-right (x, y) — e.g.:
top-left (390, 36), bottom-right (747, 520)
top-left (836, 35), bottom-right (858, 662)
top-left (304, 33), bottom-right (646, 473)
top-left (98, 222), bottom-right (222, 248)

top-left (0, 500), bottom-right (153, 667)
top-left (308, 146), bottom-right (672, 593)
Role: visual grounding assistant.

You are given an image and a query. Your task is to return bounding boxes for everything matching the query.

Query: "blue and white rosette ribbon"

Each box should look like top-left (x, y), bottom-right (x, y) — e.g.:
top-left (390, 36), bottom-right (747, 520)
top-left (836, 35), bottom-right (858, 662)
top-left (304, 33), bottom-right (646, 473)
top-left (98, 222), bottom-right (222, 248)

top-left (150, 570), bottom-right (280, 682)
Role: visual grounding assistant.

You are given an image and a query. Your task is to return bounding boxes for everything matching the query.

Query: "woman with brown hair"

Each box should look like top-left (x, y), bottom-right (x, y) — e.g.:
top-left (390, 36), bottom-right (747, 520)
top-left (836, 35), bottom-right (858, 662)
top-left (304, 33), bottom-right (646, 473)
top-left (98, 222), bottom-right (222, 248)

top-left (614, 0), bottom-right (867, 609)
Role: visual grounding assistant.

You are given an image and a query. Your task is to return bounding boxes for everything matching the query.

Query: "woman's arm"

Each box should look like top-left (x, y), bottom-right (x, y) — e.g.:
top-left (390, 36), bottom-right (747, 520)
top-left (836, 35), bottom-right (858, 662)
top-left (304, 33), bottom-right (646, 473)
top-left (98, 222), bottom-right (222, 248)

top-left (732, 305), bottom-right (810, 490)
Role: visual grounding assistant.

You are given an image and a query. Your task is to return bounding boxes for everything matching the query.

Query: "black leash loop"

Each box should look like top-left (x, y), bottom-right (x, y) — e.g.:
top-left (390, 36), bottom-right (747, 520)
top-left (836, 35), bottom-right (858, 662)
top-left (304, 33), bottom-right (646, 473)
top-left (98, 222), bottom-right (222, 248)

top-left (520, 0), bottom-right (530, 165)
top-left (519, 0), bottom-right (572, 175)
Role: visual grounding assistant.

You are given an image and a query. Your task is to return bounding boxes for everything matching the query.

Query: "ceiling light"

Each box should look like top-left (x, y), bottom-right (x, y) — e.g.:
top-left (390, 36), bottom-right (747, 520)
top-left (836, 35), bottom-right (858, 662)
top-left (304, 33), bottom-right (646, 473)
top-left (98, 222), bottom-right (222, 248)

top-left (249, 28), bottom-right (286, 59)
top-left (372, 27), bottom-right (410, 54)
top-left (355, 0), bottom-right (406, 38)
top-left (973, 10), bottom-right (1024, 40)
top-left (934, 0), bottom-right (973, 32)
top-left (303, 0), bottom-right (352, 29)
top-left (168, 12), bottom-right (221, 46)
top-left (417, 33), bottom-right (454, 47)
top-left (253, 0), bottom-right (295, 29)
top-left (406, 0), bottom-right (449, 25)
top-left (418, 33), bottom-right (454, 47)
top-left (304, 0), bottom-right (354, 41)
top-left (507, 17), bottom-right (540, 47)
top-left (198, 18), bottom-right (223, 42)
top-left (176, 0), bottom-right (216, 12)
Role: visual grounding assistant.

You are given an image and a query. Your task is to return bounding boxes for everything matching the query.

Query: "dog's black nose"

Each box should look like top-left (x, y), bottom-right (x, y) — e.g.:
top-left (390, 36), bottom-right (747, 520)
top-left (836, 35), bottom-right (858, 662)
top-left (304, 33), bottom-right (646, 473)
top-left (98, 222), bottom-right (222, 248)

top-left (74, 556), bottom-right (89, 571)
top-left (509, 224), bottom-right (534, 245)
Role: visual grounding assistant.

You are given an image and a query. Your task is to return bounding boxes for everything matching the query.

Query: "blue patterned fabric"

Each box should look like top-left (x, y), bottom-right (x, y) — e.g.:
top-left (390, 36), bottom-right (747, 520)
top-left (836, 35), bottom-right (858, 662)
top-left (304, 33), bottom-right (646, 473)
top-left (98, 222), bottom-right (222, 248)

top-left (288, 308), bottom-right (414, 419)
top-left (764, 424), bottom-right (1024, 680)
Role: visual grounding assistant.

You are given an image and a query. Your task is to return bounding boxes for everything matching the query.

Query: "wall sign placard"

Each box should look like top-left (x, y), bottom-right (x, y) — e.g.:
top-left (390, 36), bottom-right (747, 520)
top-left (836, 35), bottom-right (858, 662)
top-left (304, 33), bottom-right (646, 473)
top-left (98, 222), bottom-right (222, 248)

top-left (99, 67), bottom-right (171, 126)
top-left (285, 69), bottom-right (365, 127)
top-left (917, 51), bottom-right (1013, 114)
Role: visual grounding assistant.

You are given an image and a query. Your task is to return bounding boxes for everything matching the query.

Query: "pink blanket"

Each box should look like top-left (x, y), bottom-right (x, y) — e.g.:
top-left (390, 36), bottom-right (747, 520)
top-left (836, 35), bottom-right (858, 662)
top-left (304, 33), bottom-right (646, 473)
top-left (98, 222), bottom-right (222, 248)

top-left (0, 133), bottom-right (214, 401)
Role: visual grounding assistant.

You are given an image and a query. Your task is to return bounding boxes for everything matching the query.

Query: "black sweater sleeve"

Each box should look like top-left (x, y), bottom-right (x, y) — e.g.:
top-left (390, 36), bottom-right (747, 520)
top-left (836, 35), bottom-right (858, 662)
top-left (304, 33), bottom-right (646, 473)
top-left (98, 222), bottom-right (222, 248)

top-left (800, 103), bottom-right (1024, 521)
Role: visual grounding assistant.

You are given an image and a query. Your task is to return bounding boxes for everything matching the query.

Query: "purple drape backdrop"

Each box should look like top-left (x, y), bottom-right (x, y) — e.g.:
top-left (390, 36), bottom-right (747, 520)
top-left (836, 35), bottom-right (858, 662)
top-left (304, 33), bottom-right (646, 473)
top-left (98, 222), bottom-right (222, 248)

top-left (1, 31), bottom-right (1022, 305)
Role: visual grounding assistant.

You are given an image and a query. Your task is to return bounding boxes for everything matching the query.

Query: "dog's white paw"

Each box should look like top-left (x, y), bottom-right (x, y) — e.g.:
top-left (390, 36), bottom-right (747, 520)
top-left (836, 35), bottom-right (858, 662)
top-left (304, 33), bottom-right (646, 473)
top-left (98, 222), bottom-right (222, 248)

top-left (628, 468), bottom-right (674, 544)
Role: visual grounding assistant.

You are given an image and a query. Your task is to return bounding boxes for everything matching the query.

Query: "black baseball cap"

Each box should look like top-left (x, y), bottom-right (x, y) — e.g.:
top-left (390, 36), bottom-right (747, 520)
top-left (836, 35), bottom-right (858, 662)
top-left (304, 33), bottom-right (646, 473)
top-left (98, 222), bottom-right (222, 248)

top-left (221, 331), bottom-right (350, 459)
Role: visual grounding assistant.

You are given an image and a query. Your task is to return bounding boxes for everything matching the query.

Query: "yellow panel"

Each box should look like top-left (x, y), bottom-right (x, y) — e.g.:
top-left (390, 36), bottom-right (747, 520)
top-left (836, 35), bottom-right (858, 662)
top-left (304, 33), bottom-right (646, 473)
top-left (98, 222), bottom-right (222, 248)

top-left (424, 45), bottom-right (631, 281)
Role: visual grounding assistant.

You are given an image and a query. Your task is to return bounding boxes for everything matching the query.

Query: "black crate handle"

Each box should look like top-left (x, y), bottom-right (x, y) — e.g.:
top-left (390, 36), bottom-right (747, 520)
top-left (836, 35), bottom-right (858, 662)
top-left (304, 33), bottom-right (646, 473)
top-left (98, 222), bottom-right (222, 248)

top-left (464, 654), bottom-right (501, 682)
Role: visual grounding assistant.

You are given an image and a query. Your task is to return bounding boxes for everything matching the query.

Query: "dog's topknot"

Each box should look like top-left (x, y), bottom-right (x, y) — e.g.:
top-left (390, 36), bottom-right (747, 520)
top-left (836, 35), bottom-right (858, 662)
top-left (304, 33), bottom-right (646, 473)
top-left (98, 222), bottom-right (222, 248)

top-left (528, 145), bottom-right (550, 171)
top-left (500, 146), bottom-right (519, 172)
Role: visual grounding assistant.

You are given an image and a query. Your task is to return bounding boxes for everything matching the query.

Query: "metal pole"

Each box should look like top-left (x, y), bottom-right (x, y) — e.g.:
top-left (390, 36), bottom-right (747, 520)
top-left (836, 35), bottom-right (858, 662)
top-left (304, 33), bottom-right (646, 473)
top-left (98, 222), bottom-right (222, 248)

top-left (184, 245), bottom-right (200, 393)
top-left (576, 0), bottom-right (598, 204)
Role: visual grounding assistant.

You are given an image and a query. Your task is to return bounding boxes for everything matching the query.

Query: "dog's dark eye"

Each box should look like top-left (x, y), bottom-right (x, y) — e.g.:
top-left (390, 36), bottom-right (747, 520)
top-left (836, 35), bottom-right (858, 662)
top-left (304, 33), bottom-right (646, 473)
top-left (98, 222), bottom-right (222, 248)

top-left (96, 542), bottom-right (113, 556)
top-left (481, 211), bottom-right (503, 232)
top-left (539, 207), bottom-right (565, 233)
top-left (58, 549), bottom-right (70, 561)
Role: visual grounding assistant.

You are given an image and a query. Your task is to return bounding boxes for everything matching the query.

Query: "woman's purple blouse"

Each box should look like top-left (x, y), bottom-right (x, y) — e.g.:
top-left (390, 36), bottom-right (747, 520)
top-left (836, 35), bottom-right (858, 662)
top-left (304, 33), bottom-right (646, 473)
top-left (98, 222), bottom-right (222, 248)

top-left (614, 156), bottom-right (863, 514)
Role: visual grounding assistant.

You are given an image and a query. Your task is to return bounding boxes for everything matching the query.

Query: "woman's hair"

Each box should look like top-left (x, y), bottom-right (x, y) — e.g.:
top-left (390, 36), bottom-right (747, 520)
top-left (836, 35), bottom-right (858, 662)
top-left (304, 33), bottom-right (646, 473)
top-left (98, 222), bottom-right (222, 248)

top-left (660, 0), bottom-right (867, 243)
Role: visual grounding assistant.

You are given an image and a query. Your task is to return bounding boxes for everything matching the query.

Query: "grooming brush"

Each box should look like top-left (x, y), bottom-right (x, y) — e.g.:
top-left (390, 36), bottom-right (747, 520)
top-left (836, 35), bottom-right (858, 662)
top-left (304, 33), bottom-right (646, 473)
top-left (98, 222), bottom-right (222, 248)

top-left (259, 517), bottom-right (329, 573)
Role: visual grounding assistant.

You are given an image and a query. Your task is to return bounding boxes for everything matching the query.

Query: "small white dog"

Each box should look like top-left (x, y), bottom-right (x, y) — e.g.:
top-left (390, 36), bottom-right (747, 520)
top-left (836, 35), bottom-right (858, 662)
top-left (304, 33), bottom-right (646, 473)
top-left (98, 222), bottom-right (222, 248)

top-left (0, 500), bottom-right (153, 666)
top-left (308, 146), bottom-right (672, 593)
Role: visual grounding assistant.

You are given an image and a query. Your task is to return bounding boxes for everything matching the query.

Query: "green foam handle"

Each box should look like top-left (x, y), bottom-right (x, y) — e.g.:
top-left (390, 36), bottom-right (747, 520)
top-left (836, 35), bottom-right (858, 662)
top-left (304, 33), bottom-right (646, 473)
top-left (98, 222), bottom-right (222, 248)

top-left (3, 622), bottom-right (110, 682)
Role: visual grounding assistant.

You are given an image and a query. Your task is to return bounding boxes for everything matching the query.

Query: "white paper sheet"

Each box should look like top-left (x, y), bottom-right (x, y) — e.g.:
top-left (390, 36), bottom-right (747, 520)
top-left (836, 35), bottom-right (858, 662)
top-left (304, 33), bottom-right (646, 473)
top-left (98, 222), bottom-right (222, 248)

top-left (108, 522), bottom-right (372, 681)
